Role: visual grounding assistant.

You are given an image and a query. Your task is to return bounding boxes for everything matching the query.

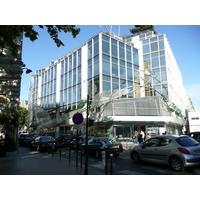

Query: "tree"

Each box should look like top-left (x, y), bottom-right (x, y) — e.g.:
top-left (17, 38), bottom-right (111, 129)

top-left (130, 25), bottom-right (157, 34)
top-left (0, 25), bottom-right (81, 57)
top-left (18, 107), bottom-right (28, 128)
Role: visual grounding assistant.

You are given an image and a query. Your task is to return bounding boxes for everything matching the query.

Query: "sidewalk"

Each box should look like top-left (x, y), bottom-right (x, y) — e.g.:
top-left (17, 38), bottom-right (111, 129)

top-left (0, 147), bottom-right (104, 175)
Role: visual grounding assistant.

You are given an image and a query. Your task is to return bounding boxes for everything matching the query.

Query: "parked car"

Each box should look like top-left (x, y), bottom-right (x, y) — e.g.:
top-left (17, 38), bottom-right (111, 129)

top-left (70, 136), bottom-right (94, 149)
top-left (186, 132), bottom-right (200, 143)
top-left (81, 137), bottom-right (123, 158)
top-left (130, 135), bottom-right (200, 172)
top-left (30, 136), bottom-right (59, 152)
top-left (19, 134), bottom-right (35, 147)
top-left (56, 135), bottom-right (74, 147)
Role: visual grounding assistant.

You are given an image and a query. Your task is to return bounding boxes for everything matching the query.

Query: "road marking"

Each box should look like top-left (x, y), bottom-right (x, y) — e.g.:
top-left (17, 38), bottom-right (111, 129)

top-left (90, 163), bottom-right (104, 170)
top-left (118, 170), bottom-right (146, 175)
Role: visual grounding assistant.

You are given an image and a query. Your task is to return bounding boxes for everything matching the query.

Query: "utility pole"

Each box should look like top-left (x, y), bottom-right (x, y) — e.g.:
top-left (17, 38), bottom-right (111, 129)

top-left (84, 94), bottom-right (89, 175)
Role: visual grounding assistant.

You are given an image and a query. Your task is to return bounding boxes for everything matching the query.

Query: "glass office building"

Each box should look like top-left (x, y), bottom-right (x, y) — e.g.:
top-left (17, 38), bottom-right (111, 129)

top-left (28, 31), bottom-right (190, 142)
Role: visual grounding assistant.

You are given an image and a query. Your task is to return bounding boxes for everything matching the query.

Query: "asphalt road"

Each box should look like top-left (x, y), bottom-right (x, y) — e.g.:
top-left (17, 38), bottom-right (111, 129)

top-left (61, 147), bottom-right (200, 175)
top-left (5, 146), bottom-right (200, 175)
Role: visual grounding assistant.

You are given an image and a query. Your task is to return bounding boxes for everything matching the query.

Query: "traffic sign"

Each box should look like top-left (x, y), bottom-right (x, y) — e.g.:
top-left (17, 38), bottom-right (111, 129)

top-left (72, 113), bottom-right (83, 125)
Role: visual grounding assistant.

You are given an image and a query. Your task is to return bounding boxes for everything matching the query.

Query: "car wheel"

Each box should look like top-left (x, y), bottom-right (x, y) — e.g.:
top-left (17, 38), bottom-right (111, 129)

top-left (132, 151), bottom-right (140, 163)
top-left (170, 156), bottom-right (184, 172)
top-left (95, 150), bottom-right (101, 158)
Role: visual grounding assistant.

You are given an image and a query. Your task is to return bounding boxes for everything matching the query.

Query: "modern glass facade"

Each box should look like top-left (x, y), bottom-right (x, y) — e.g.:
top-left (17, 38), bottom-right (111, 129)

top-left (142, 34), bottom-right (168, 99)
top-left (28, 31), bottom-right (189, 142)
top-left (87, 33), bottom-right (139, 101)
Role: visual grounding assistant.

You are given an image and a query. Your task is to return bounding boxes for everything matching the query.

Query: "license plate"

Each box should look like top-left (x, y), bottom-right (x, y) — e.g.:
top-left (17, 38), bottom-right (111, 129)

top-left (196, 150), bottom-right (200, 153)
top-left (111, 146), bottom-right (118, 148)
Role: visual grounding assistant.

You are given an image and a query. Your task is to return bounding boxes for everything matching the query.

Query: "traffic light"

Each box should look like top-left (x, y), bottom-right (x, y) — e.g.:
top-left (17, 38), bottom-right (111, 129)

top-left (88, 119), bottom-right (94, 127)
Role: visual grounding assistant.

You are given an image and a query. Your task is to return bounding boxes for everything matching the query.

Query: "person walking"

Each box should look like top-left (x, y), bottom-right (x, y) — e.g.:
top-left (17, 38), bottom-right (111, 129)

top-left (138, 131), bottom-right (142, 144)
top-left (134, 131), bottom-right (138, 144)
top-left (140, 130), bottom-right (145, 143)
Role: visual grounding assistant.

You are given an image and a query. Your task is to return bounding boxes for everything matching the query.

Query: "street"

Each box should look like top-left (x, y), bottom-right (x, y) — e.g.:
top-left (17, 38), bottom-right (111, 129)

top-left (60, 146), bottom-right (200, 175)
top-left (1, 146), bottom-right (200, 175)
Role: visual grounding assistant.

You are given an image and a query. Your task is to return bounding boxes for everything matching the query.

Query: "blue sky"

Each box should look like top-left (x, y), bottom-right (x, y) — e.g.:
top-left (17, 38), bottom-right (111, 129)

top-left (21, 25), bottom-right (200, 112)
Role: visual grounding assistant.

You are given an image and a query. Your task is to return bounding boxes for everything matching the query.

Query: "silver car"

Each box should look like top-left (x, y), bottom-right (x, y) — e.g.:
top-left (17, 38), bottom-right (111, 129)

top-left (130, 135), bottom-right (200, 172)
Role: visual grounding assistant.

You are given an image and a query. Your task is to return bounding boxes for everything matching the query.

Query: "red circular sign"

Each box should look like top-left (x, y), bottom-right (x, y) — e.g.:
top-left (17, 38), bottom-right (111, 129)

top-left (72, 113), bottom-right (83, 125)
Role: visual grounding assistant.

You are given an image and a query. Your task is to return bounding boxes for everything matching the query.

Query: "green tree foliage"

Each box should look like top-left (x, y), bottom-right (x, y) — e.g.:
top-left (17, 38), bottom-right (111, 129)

top-left (18, 107), bottom-right (28, 128)
top-left (130, 25), bottom-right (157, 34)
top-left (0, 25), bottom-right (81, 57)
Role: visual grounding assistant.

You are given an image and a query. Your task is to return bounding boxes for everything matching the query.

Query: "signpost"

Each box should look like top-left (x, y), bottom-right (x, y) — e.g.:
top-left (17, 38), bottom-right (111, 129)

top-left (72, 113), bottom-right (83, 167)
top-left (72, 113), bottom-right (83, 125)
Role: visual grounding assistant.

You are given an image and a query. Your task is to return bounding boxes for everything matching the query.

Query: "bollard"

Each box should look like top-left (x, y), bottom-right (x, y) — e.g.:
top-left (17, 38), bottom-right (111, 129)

top-left (69, 145), bottom-right (71, 163)
top-left (110, 153), bottom-right (113, 175)
top-left (59, 143), bottom-right (61, 159)
top-left (52, 145), bottom-right (54, 157)
top-left (102, 151), bottom-right (107, 175)
top-left (80, 148), bottom-right (82, 168)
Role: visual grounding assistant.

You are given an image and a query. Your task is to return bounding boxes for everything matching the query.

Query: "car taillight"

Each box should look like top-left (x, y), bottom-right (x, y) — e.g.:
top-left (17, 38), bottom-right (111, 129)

top-left (178, 148), bottom-right (191, 154)
top-left (62, 139), bottom-right (64, 141)
top-left (41, 142), bottom-right (46, 146)
top-left (119, 144), bottom-right (123, 148)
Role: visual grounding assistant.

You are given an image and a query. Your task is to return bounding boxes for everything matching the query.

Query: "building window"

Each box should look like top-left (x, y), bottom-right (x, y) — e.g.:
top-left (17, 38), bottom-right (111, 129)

top-left (78, 66), bottom-right (81, 84)
top-left (88, 40), bottom-right (92, 60)
top-left (73, 52), bottom-right (76, 69)
top-left (150, 37), bottom-right (158, 53)
top-left (102, 55), bottom-right (110, 75)
top-left (161, 67), bottom-right (167, 84)
top-left (69, 55), bottom-right (72, 71)
top-left (78, 49), bottom-right (81, 66)
top-left (94, 76), bottom-right (99, 95)
top-left (73, 68), bottom-right (76, 85)
top-left (69, 71), bottom-right (72, 87)
top-left (151, 53), bottom-right (159, 69)
top-left (160, 51), bottom-right (166, 67)
top-left (112, 57), bottom-right (118, 78)
top-left (128, 81), bottom-right (134, 98)
top-left (65, 57), bottom-right (68, 73)
top-left (88, 59), bottom-right (92, 79)
top-left (94, 55), bottom-right (99, 76)
top-left (102, 35), bottom-right (110, 56)
top-left (77, 84), bottom-right (81, 102)
top-left (120, 61), bottom-right (126, 79)
top-left (61, 60), bottom-right (64, 74)
top-left (143, 40), bottom-right (150, 55)
top-left (159, 35), bottom-right (164, 51)
top-left (111, 38), bottom-right (118, 58)
top-left (126, 45), bottom-right (132, 63)
top-left (94, 35), bottom-right (99, 56)
top-left (119, 42), bottom-right (125, 60)
top-left (103, 75), bottom-right (111, 93)
top-left (127, 63), bottom-right (133, 81)
top-left (112, 77), bottom-right (119, 92)
top-left (133, 48), bottom-right (139, 65)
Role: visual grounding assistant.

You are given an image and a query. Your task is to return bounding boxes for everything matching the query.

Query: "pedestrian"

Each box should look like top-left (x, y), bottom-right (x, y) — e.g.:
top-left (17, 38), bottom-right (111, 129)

top-left (138, 131), bottom-right (142, 144)
top-left (134, 131), bottom-right (138, 144)
top-left (140, 130), bottom-right (145, 143)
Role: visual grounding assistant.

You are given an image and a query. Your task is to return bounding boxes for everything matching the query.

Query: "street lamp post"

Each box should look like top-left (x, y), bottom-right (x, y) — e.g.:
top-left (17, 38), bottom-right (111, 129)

top-left (84, 94), bottom-right (89, 175)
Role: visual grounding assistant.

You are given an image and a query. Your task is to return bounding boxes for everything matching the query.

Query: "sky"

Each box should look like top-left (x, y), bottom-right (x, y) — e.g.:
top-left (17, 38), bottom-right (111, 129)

top-left (20, 25), bottom-right (200, 112)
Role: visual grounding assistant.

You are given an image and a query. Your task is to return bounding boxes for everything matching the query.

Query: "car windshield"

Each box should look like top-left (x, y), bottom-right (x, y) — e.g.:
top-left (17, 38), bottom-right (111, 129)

top-left (100, 138), bottom-right (116, 143)
top-left (176, 136), bottom-right (199, 147)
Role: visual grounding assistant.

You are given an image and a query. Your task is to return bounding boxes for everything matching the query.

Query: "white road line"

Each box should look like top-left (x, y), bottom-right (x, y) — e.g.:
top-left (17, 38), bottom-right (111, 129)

top-left (118, 170), bottom-right (146, 175)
